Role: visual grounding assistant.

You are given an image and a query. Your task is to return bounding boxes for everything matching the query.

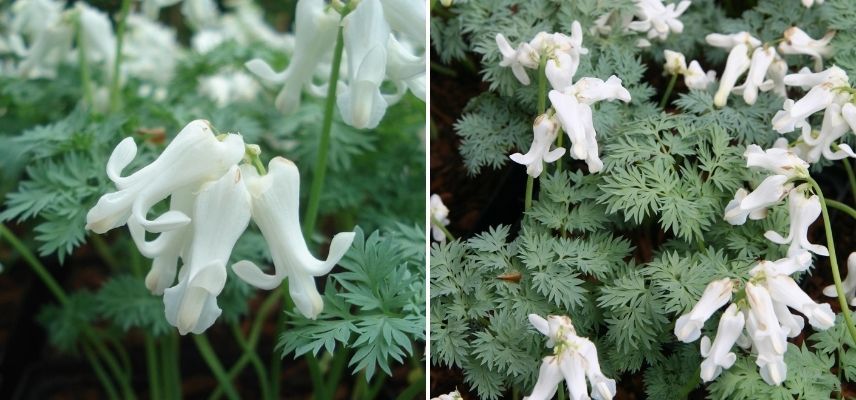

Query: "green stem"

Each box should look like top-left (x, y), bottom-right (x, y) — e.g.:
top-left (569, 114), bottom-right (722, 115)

top-left (525, 57), bottom-right (549, 211)
top-left (144, 335), bottom-right (162, 400)
top-left (84, 326), bottom-right (136, 400)
top-left (843, 159), bottom-right (856, 205)
top-left (0, 224), bottom-right (69, 304)
top-left (193, 334), bottom-right (241, 400)
top-left (806, 176), bottom-right (856, 345)
top-left (659, 73), bottom-right (678, 109)
top-left (162, 332), bottom-right (182, 400)
top-left (210, 292), bottom-right (281, 400)
top-left (827, 199), bottom-right (856, 220)
top-left (83, 343), bottom-right (121, 400)
top-left (106, 335), bottom-right (132, 379)
top-left (109, 0), bottom-right (132, 111)
top-left (678, 367), bottom-right (701, 398)
top-left (430, 215), bottom-right (455, 241)
top-left (394, 377), bottom-right (425, 400)
top-left (555, 126), bottom-right (564, 174)
top-left (558, 381), bottom-right (566, 400)
top-left (75, 17), bottom-right (94, 110)
top-left (365, 373), bottom-right (387, 399)
top-left (302, 22), bottom-right (346, 238)
top-left (90, 235), bottom-right (121, 271)
top-left (325, 350), bottom-right (349, 399)
top-left (269, 292), bottom-right (289, 399)
top-left (229, 323), bottom-right (271, 400)
top-left (307, 354), bottom-right (326, 400)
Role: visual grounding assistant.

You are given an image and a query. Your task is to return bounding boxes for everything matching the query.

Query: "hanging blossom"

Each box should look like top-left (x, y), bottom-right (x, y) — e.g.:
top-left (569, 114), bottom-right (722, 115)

top-left (770, 66), bottom-right (856, 163)
top-left (494, 21), bottom-right (588, 87)
top-left (199, 70), bottom-right (261, 107)
top-left (509, 114), bottom-right (566, 178)
top-left (779, 27), bottom-right (835, 72)
top-left (430, 194), bottom-right (450, 243)
top-left (525, 314), bottom-right (616, 400)
top-left (801, 0), bottom-right (824, 7)
top-left (87, 120), bottom-right (355, 334)
top-left (675, 254), bottom-right (834, 385)
top-left (824, 252), bottom-right (856, 306)
top-left (246, 0), bottom-right (426, 130)
top-left (663, 50), bottom-right (716, 90)
top-left (626, 0), bottom-right (691, 46)
top-left (431, 390), bottom-right (463, 400)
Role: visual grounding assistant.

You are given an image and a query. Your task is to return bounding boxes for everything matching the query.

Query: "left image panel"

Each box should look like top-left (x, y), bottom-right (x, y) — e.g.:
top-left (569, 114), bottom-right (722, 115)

top-left (0, 0), bottom-right (426, 398)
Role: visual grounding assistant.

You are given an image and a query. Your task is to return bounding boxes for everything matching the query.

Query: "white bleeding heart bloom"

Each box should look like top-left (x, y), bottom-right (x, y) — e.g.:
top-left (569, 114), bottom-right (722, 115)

top-left (779, 27), bottom-right (834, 71)
top-left (765, 191), bottom-right (829, 257)
top-left (431, 390), bottom-right (463, 400)
top-left (699, 303), bottom-right (744, 382)
top-left (386, 35), bottom-right (426, 102)
top-left (675, 278), bottom-right (734, 342)
top-left (11, 0), bottom-right (64, 40)
top-left (510, 115), bottom-right (566, 178)
top-left (663, 50), bottom-right (687, 75)
top-left (163, 165), bottom-right (251, 335)
top-left (496, 22), bottom-right (588, 88)
top-left (75, 2), bottom-right (117, 71)
top-left (123, 14), bottom-right (182, 87)
top-left (199, 70), bottom-right (261, 107)
top-left (231, 158), bottom-right (354, 319)
top-left (430, 194), bottom-right (450, 242)
top-left (744, 282), bottom-right (788, 386)
top-left (733, 46), bottom-right (776, 105)
top-left (744, 144), bottom-right (810, 176)
top-left (823, 252), bottom-right (856, 306)
top-left (724, 188), bottom-right (769, 225)
top-left (706, 32), bottom-right (762, 50)
top-left (337, 0), bottom-right (390, 129)
top-left (549, 75), bottom-right (630, 173)
top-left (525, 314), bottom-right (616, 400)
top-left (724, 144), bottom-right (807, 225)
top-left (801, 0), bottom-right (824, 6)
top-left (685, 60), bottom-right (717, 90)
top-left (245, 0), bottom-right (339, 114)
top-left (85, 120), bottom-right (245, 235)
top-left (626, 0), bottom-right (691, 42)
top-left (713, 43), bottom-right (751, 107)
top-left (766, 273), bottom-right (834, 330)
top-left (772, 66), bottom-right (851, 133)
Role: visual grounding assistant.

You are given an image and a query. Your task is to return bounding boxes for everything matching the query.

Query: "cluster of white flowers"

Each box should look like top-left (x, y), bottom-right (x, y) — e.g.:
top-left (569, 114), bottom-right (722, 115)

top-left (706, 27), bottom-right (834, 108)
top-left (525, 314), bottom-right (616, 400)
top-left (497, 22), bottom-right (631, 176)
top-left (431, 390), bottom-right (463, 400)
top-left (592, 0), bottom-right (690, 47)
top-left (246, 0), bottom-right (426, 130)
top-left (663, 50), bottom-right (716, 90)
top-left (86, 120), bottom-right (355, 335)
top-left (675, 256), bottom-right (834, 385)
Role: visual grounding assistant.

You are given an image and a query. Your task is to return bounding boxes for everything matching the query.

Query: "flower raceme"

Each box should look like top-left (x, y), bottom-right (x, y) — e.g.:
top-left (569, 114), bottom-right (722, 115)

top-left (509, 115), bottom-right (566, 178)
top-left (245, 0), bottom-right (426, 130)
top-left (86, 120), bottom-right (355, 333)
top-left (430, 194), bottom-right (450, 242)
top-left (675, 255), bottom-right (834, 385)
top-left (663, 50), bottom-right (716, 90)
top-left (526, 314), bottom-right (616, 400)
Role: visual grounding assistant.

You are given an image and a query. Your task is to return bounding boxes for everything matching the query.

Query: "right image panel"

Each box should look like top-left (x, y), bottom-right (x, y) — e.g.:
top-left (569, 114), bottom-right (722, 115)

top-left (429, 1), bottom-right (856, 399)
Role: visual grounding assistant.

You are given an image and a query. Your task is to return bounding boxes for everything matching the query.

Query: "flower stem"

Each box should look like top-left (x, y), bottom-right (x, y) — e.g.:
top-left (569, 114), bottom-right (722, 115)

top-left (827, 199), bottom-right (856, 220)
top-left (75, 17), bottom-right (94, 110)
top-left (843, 159), bottom-right (856, 205)
top-left (144, 335), bottom-right (162, 400)
top-left (302, 22), bottom-right (346, 238)
top-left (525, 57), bottom-right (549, 211)
top-left (659, 73), bottom-right (678, 109)
top-left (109, 0), bottom-right (132, 112)
top-left (0, 224), bottom-right (68, 303)
top-left (555, 126), bottom-right (564, 174)
top-left (229, 322), bottom-right (271, 400)
top-left (162, 332), bottom-right (182, 400)
top-left (806, 176), bottom-right (856, 345)
top-left (83, 342), bottom-right (121, 400)
top-left (193, 334), bottom-right (241, 400)
top-left (430, 215), bottom-right (455, 241)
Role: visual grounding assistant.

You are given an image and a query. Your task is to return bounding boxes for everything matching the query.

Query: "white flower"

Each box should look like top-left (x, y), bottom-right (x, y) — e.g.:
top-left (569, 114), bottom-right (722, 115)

top-left (431, 390), bottom-right (463, 400)
top-left (163, 165), bottom-right (252, 335)
top-left (764, 190), bottom-right (829, 257)
top-left (663, 50), bottom-right (687, 75)
top-left (724, 144), bottom-right (807, 225)
top-left (699, 303), bottom-right (744, 382)
top-left (675, 278), bottom-right (734, 342)
top-left (430, 194), bottom-right (450, 242)
top-left (549, 75), bottom-right (631, 173)
top-left (510, 115), bottom-right (566, 178)
top-left (85, 120), bottom-right (245, 235)
top-left (199, 70), bottom-right (261, 107)
top-left (744, 282), bottom-right (788, 386)
top-left (75, 2), bottom-right (116, 71)
top-left (11, 0), bottom-right (63, 40)
top-left (123, 14), bottom-right (181, 86)
top-left (766, 273), bottom-right (834, 330)
top-left (713, 43), bottom-right (751, 107)
top-left (337, 0), bottom-right (390, 129)
top-left (733, 46), bottom-right (776, 105)
top-left (772, 66), bottom-right (851, 133)
top-left (245, 0), bottom-right (339, 114)
top-left (526, 315), bottom-right (616, 400)
top-left (182, 0), bottom-right (220, 29)
top-left (801, 0), bottom-right (824, 7)
top-left (627, 0), bottom-right (691, 42)
top-left (496, 34), bottom-right (531, 86)
top-left (497, 23), bottom-right (588, 89)
top-left (823, 252), bottom-right (856, 306)
top-left (685, 60), bottom-right (717, 90)
top-left (706, 32), bottom-right (762, 50)
top-left (724, 188), bottom-right (769, 225)
top-left (231, 158), bottom-right (355, 319)
top-left (779, 27), bottom-right (834, 71)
